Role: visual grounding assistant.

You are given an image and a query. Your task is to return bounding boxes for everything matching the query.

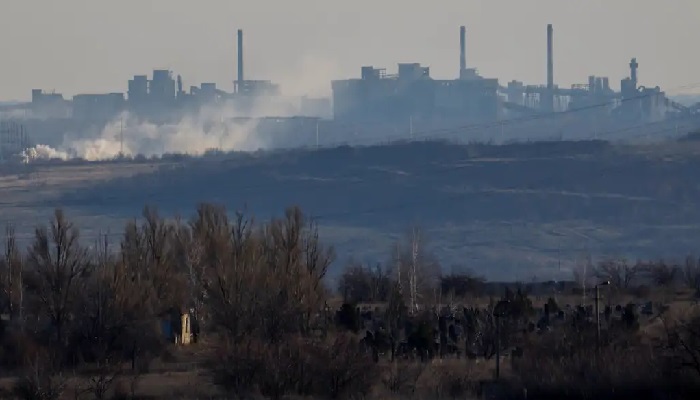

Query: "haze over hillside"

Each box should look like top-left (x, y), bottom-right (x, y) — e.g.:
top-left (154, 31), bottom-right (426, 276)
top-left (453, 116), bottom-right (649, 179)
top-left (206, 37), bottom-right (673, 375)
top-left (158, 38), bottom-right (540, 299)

top-left (4, 139), bottom-right (700, 282)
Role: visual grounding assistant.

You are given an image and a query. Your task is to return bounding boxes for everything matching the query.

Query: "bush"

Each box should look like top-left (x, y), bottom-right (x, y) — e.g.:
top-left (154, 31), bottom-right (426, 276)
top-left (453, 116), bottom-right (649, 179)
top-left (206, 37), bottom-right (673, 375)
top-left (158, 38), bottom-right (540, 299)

top-left (512, 331), bottom-right (699, 400)
top-left (210, 333), bottom-right (377, 400)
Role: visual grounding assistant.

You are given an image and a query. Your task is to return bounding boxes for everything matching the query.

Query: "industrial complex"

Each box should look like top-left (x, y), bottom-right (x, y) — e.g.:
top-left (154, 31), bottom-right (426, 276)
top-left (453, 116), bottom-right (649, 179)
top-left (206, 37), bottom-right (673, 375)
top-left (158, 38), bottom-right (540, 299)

top-left (1, 24), bottom-right (699, 159)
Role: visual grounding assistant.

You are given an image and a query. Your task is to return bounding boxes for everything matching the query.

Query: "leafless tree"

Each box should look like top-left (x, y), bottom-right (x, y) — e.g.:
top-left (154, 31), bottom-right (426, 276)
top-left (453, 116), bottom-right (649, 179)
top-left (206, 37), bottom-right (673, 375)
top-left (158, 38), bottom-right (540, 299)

top-left (259, 206), bottom-right (333, 340)
top-left (682, 256), bottom-right (700, 294)
top-left (317, 333), bottom-right (377, 399)
top-left (648, 261), bottom-right (678, 289)
top-left (390, 227), bottom-right (441, 313)
top-left (440, 269), bottom-right (485, 300)
top-left (1, 224), bottom-right (24, 324)
top-left (661, 309), bottom-right (700, 379)
top-left (337, 261), bottom-right (391, 304)
top-left (140, 207), bottom-right (187, 314)
top-left (13, 351), bottom-right (67, 400)
top-left (77, 233), bottom-right (130, 400)
top-left (200, 208), bottom-right (260, 340)
top-left (573, 254), bottom-right (595, 303)
top-left (25, 209), bottom-right (90, 347)
top-left (594, 258), bottom-right (640, 290)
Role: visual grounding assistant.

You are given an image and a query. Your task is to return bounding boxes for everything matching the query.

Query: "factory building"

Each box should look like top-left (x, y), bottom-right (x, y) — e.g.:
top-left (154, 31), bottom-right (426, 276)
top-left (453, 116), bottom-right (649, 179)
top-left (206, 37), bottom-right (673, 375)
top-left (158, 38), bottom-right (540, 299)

top-left (233, 29), bottom-right (280, 97)
top-left (127, 75), bottom-right (149, 106)
top-left (72, 93), bottom-right (125, 120)
top-left (331, 27), bottom-right (500, 124)
top-left (617, 58), bottom-right (666, 122)
top-left (332, 63), bottom-right (499, 123)
top-left (332, 64), bottom-right (426, 122)
top-left (30, 89), bottom-right (70, 118)
top-left (126, 70), bottom-right (177, 106)
top-left (125, 70), bottom-right (178, 117)
top-left (9, 23), bottom-right (696, 147)
top-left (150, 70), bottom-right (176, 103)
top-left (300, 96), bottom-right (332, 118)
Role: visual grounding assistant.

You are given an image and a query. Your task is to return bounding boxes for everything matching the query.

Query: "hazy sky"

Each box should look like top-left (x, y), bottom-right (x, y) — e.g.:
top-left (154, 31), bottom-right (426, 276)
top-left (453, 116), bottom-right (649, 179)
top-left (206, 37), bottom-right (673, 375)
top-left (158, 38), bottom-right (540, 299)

top-left (1, 0), bottom-right (698, 101)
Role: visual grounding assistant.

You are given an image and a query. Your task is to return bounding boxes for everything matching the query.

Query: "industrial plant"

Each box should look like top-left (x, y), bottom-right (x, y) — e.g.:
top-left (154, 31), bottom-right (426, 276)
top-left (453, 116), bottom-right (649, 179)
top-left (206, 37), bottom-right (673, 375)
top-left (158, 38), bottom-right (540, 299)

top-left (1, 24), bottom-right (699, 160)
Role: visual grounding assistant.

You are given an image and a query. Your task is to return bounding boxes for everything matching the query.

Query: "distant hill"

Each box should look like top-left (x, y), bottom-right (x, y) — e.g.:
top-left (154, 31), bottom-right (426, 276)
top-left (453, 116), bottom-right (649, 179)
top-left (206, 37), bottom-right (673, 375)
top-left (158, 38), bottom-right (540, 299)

top-left (4, 139), bottom-right (700, 282)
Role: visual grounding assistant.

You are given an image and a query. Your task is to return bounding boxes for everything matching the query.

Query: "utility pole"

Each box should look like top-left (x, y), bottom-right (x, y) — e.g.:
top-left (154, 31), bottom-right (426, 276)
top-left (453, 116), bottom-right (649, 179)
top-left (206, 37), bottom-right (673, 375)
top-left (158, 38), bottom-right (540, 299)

top-left (493, 300), bottom-right (510, 380)
top-left (582, 253), bottom-right (589, 306)
top-left (496, 314), bottom-right (501, 378)
top-left (410, 228), bottom-right (419, 314)
top-left (316, 120), bottom-right (320, 149)
top-left (409, 116), bottom-right (414, 140)
top-left (557, 239), bottom-right (562, 277)
top-left (119, 118), bottom-right (124, 156)
top-left (0, 122), bottom-right (5, 163)
top-left (593, 115), bottom-right (598, 140)
top-left (500, 120), bottom-right (504, 144)
top-left (595, 281), bottom-right (610, 350)
top-left (396, 242), bottom-right (402, 295)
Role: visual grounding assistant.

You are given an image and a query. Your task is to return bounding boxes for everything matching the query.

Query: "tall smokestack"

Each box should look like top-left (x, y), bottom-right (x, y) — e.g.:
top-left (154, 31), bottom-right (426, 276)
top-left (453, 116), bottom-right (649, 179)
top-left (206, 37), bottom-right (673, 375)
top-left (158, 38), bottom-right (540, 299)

top-left (629, 57), bottom-right (638, 87)
top-left (459, 26), bottom-right (466, 75)
top-left (237, 29), bottom-right (244, 84)
top-left (546, 24), bottom-right (554, 112)
top-left (547, 24), bottom-right (553, 91)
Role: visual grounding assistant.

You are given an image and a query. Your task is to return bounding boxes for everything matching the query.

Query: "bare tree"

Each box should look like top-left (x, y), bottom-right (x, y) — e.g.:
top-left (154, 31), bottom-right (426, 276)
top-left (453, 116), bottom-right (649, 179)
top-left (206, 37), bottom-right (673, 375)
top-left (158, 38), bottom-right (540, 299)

top-left (140, 206), bottom-right (186, 314)
top-left (337, 261), bottom-right (391, 304)
top-left (662, 309), bottom-right (700, 379)
top-left (648, 261), bottom-right (678, 289)
top-left (78, 233), bottom-right (129, 400)
top-left (181, 231), bottom-right (206, 324)
top-left (572, 254), bottom-right (595, 304)
top-left (391, 227), bottom-right (441, 313)
top-left (594, 258), bottom-right (640, 290)
top-left (258, 206), bottom-right (333, 340)
top-left (25, 209), bottom-right (90, 347)
top-left (200, 208), bottom-right (261, 341)
top-left (683, 256), bottom-right (700, 295)
top-left (13, 352), bottom-right (67, 400)
top-left (1, 224), bottom-right (24, 324)
top-left (440, 269), bottom-right (485, 299)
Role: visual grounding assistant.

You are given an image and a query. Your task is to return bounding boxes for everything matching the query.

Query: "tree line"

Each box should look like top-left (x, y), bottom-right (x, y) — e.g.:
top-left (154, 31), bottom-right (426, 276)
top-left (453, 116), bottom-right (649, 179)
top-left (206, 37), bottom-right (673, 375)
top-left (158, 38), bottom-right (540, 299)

top-left (1, 205), bottom-right (700, 399)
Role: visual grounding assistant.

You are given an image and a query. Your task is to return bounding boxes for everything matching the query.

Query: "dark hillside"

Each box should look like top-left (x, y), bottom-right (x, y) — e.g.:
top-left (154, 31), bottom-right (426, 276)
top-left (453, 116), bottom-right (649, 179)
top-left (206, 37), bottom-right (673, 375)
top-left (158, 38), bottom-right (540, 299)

top-left (6, 139), bottom-right (700, 280)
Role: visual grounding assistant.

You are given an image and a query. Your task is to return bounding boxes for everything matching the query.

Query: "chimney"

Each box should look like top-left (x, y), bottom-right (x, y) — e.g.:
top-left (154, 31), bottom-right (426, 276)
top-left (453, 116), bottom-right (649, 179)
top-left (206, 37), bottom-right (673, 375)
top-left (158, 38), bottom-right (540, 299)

top-left (547, 24), bottom-right (553, 91)
top-left (546, 24), bottom-right (554, 112)
top-left (629, 58), bottom-right (638, 87)
top-left (459, 26), bottom-right (466, 75)
top-left (237, 29), bottom-right (244, 84)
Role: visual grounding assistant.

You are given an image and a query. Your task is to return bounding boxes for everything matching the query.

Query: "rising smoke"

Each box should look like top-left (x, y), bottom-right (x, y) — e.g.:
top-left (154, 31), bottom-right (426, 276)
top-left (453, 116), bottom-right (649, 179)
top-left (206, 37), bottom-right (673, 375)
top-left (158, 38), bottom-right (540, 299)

top-left (66, 106), bottom-right (262, 161)
top-left (20, 54), bottom-right (341, 162)
top-left (21, 96), bottom-right (315, 162)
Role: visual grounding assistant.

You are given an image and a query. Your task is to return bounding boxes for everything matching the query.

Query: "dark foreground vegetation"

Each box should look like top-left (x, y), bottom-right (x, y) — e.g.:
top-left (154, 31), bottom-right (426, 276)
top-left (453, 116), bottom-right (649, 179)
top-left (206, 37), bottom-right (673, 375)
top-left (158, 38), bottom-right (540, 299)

top-left (1, 205), bottom-right (700, 399)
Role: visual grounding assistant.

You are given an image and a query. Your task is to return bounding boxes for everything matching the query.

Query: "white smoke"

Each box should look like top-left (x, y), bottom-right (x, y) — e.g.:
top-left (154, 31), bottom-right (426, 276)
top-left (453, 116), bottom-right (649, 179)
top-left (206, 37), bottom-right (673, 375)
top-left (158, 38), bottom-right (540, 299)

top-left (0, 108), bottom-right (32, 120)
top-left (278, 55), bottom-right (340, 98)
top-left (22, 101), bottom-right (269, 162)
top-left (20, 144), bottom-right (70, 162)
top-left (71, 110), bottom-right (260, 161)
top-left (16, 56), bottom-right (342, 162)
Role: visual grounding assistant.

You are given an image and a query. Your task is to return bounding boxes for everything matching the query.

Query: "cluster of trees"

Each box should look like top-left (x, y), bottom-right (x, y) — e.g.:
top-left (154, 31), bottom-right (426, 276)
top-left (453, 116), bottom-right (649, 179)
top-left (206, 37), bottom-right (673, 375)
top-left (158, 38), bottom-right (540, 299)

top-left (333, 249), bottom-right (700, 399)
top-left (1, 205), bottom-right (700, 399)
top-left (0, 205), bottom-right (368, 399)
top-left (572, 256), bottom-right (700, 298)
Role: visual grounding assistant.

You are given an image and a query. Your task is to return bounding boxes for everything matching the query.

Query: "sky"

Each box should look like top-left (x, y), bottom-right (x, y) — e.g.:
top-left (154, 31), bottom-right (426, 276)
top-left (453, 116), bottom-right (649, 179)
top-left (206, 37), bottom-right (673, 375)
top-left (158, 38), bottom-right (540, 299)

top-left (1, 0), bottom-right (699, 101)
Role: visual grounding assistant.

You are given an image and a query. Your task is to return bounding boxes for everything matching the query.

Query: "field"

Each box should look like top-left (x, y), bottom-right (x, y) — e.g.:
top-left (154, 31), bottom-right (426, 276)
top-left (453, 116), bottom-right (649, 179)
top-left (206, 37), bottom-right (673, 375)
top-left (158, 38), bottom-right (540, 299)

top-left (3, 139), bottom-right (700, 280)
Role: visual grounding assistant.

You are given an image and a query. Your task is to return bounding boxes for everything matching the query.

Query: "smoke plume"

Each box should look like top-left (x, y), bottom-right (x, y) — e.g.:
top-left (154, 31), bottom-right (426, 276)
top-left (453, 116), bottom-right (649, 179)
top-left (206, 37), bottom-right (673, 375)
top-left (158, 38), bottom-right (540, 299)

top-left (22, 100), bottom-right (276, 161)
